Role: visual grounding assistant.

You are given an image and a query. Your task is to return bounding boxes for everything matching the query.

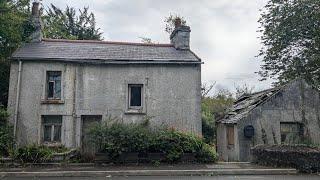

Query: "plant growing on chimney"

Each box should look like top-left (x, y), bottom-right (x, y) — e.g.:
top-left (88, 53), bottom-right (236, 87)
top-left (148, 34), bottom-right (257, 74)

top-left (164, 14), bottom-right (187, 34)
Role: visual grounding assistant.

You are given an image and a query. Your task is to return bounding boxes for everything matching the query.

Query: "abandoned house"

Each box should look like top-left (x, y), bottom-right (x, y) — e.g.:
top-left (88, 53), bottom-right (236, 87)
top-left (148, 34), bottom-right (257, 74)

top-left (217, 79), bottom-right (320, 162)
top-left (7, 2), bottom-right (202, 149)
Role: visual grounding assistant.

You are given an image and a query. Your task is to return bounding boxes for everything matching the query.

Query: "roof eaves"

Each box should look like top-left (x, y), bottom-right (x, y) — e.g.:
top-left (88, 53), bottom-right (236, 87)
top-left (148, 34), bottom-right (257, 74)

top-left (10, 57), bottom-right (202, 64)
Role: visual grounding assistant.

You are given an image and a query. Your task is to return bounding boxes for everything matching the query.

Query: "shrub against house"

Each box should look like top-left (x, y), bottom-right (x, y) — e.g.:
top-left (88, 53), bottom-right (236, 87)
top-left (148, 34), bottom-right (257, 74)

top-left (88, 120), bottom-right (217, 163)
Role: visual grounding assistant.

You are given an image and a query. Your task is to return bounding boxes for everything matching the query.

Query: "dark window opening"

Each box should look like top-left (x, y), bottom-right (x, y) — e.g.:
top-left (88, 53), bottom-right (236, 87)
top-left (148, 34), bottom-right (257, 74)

top-left (43, 115), bottom-right (62, 143)
top-left (280, 122), bottom-right (302, 144)
top-left (47, 71), bottom-right (61, 99)
top-left (129, 84), bottom-right (143, 108)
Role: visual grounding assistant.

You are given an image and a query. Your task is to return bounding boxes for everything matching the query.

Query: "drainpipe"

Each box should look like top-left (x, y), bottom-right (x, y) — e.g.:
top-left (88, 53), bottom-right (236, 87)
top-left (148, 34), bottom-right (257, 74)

top-left (14, 60), bottom-right (22, 138)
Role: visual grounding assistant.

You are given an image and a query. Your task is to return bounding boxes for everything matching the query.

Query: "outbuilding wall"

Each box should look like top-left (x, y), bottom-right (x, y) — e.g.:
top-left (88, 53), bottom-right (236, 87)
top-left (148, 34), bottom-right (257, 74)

top-left (218, 79), bottom-right (320, 161)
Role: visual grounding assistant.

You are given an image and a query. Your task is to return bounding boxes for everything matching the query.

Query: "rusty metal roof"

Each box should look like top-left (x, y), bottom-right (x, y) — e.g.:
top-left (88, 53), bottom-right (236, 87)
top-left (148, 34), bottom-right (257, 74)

top-left (11, 39), bottom-right (201, 64)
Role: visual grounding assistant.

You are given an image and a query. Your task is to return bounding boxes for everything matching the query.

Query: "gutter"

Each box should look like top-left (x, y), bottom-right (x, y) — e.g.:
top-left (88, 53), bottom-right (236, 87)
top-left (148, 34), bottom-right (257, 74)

top-left (10, 58), bottom-right (204, 65)
top-left (13, 60), bottom-right (22, 138)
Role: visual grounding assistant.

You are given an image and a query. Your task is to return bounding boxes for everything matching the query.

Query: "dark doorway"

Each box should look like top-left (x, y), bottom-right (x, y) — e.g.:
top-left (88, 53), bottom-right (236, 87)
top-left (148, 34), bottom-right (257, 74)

top-left (81, 115), bottom-right (102, 160)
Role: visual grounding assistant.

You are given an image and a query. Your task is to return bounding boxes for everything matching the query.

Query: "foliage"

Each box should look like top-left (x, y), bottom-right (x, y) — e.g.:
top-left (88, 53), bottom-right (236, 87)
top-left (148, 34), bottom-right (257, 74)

top-left (13, 144), bottom-right (53, 163)
top-left (139, 37), bottom-right (153, 44)
top-left (201, 85), bottom-right (234, 144)
top-left (0, 0), bottom-right (33, 107)
top-left (43, 4), bottom-right (103, 40)
top-left (88, 121), bottom-right (218, 163)
top-left (252, 144), bottom-right (320, 173)
top-left (164, 14), bottom-right (187, 34)
top-left (258, 0), bottom-right (320, 87)
top-left (0, 107), bottom-right (14, 157)
top-left (234, 84), bottom-right (255, 99)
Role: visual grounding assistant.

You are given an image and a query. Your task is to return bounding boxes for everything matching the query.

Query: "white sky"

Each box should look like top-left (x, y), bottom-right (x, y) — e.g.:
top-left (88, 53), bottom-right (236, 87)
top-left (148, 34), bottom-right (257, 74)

top-left (41, 0), bottom-right (274, 93)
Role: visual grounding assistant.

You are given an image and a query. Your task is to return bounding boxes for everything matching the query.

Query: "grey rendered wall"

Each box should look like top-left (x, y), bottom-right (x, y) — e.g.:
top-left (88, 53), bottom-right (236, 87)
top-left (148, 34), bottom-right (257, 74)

top-left (8, 61), bottom-right (202, 147)
top-left (236, 79), bottom-right (320, 161)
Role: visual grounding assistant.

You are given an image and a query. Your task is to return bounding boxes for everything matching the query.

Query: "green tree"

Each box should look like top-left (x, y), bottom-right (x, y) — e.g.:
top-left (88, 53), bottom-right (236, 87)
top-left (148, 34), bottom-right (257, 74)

top-left (43, 4), bottom-right (103, 40)
top-left (201, 84), bottom-right (234, 144)
top-left (0, 0), bottom-right (33, 107)
top-left (164, 14), bottom-right (187, 34)
top-left (258, 0), bottom-right (320, 87)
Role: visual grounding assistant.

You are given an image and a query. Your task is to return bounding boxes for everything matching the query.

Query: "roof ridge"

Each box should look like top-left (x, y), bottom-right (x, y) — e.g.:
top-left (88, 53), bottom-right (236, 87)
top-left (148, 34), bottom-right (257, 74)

top-left (42, 38), bottom-right (174, 47)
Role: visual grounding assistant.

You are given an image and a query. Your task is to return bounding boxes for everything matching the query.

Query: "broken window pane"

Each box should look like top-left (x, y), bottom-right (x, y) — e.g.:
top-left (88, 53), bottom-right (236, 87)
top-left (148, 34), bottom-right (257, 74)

top-left (47, 71), bottom-right (61, 99)
top-left (53, 125), bottom-right (61, 142)
top-left (44, 125), bottom-right (52, 142)
top-left (129, 85), bottom-right (142, 107)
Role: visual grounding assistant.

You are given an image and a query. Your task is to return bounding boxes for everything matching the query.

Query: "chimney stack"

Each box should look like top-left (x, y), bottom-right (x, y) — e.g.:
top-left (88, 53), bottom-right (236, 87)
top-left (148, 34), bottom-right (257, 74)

top-left (170, 18), bottom-right (191, 50)
top-left (30, 1), bottom-right (42, 42)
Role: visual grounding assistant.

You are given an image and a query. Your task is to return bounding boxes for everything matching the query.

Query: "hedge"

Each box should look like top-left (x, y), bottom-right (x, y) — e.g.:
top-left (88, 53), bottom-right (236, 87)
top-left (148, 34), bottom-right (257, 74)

top-left (88, 122), bottom-right (218, 163)
top-left (251, 144), bottom-right (320, 173)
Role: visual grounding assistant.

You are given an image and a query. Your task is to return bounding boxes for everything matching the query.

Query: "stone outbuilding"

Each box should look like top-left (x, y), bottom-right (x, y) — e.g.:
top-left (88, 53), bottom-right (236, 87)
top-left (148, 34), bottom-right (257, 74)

top-left (217, 79), bottom-right (320, 162)
top-left (7, 2), bottom-right (202, 152)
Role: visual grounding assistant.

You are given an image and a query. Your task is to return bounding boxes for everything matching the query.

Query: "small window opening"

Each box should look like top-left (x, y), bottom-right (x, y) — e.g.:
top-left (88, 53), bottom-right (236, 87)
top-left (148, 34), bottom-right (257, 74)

top-left (128, 84), bottom-right (143, 108)
top-left (47, 71), bottom-right (61, 99)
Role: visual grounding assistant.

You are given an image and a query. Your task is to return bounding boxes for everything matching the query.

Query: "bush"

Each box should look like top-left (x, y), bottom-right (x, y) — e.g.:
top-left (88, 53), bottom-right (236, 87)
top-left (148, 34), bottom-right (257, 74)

top-left (251, 144), bottom-right (320, 173)
top-left (0, 108), bottom-right (14, 157)
top-left (89, 122), bottom-right (218, 163)
top-left (14, 145), bottom-right (53, 163)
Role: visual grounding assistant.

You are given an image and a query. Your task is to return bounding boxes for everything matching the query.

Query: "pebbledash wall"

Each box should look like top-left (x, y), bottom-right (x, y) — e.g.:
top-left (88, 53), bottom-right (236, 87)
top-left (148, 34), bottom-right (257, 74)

top-left (8, 61), bottom-right (201, 147)
top-left (217, 79), bottom-right (320, 162)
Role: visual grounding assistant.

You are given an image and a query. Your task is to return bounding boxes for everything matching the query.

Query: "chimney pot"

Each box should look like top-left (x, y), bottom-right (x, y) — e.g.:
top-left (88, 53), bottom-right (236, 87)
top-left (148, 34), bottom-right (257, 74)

top-left (32, 2), bottom-right (40, 17)
top-left (174, 18), bottom-right (182, 28)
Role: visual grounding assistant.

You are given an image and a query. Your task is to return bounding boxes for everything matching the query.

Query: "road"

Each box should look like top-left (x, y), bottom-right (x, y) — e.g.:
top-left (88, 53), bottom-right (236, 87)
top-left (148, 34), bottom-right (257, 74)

top-left (1, 175), bottom-right (319, 180)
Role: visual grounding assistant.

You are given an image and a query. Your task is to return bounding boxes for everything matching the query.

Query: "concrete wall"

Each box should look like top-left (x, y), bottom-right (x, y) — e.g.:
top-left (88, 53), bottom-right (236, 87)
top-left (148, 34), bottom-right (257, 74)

top-left (8, 61), bottom-right (202, 147)
top-left (217, 79), bottom-right (320, 162)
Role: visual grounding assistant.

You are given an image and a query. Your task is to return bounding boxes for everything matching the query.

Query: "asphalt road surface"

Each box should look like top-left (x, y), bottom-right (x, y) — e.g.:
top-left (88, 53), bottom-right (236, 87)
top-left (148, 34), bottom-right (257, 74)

top-left (1, 175), bottom-right (320, 180)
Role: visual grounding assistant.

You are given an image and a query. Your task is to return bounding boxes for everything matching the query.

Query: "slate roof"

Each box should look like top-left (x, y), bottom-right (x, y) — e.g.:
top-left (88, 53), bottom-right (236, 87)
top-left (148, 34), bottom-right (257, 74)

top-left (218, 86), bottom-right (283, 124)
top-left (11, 39), bottom-right (201, 64)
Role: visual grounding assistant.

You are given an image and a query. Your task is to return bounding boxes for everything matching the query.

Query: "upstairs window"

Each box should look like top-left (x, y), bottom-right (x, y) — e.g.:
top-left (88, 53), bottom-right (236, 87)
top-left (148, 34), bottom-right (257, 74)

top-left (128, 84), bottom-right (143, 109)
top-left (43, 115), bottom-right (62, 143)
top-left (47, 71), bottom-right (61, 99)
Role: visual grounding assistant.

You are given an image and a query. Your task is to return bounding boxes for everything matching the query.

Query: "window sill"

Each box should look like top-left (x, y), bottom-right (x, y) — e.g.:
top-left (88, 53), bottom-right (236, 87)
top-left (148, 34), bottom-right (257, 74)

top-left (125, 109), bottom-right (145, 115)
top-left (42, 142), bottom-right (62, 147)
top-left (41, 99), bottom-right (65, 104)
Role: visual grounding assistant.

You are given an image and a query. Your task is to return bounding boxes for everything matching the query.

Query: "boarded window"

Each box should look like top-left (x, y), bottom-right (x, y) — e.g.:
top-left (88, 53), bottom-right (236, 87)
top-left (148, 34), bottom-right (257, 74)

top-left (280, 122), bottom-right (302, 144)
top-left (43, 116), bottom-right (62, 142)
top-left (128, 84), bottom-right (143, 108)
top-left (47, 71), bottom-right (61, 99)
top-left (227, 125), bottom-right (235, 145)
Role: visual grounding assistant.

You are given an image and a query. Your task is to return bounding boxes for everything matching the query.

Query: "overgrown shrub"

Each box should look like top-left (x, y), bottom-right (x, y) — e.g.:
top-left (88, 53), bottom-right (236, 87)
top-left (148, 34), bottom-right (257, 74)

top-left (14, 145), bottom-right (53, 163)
top-left (251, 144), bottom-right (320, 173)
top-left (0, 108), bottom-right (14, 157)
top-left (89, 122), bottom-right (218, 163)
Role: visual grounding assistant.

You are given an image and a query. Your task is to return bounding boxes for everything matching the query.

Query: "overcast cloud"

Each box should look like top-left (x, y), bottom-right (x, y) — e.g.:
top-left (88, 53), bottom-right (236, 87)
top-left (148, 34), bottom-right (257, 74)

top-left (42, 0), bottom-right (273, 93)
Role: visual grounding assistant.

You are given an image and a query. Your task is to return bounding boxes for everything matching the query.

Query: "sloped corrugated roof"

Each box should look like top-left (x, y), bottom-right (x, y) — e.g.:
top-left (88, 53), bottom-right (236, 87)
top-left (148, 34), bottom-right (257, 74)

top-left (11, 39), bottom-right (201, 63)
top-left (218, 87), bottom-right (282, 124)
